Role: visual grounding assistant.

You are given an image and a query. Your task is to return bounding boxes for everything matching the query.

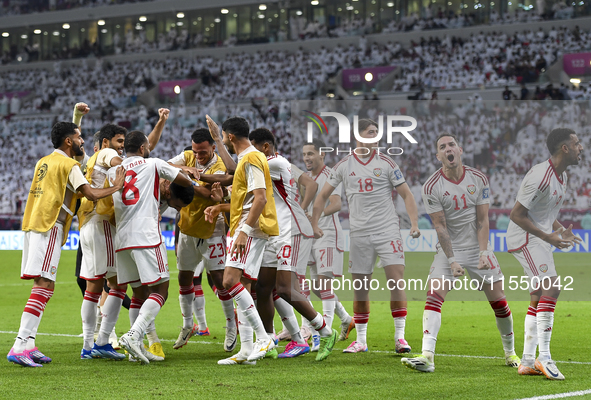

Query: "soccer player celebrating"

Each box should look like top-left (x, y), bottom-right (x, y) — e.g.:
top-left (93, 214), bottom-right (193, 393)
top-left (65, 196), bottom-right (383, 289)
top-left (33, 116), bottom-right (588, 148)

top-left (249, 128), bottom-right (338, 361)
top-left (110, 131), bottom-right (194, 364)
top-left (204, 116), bottom-right (278, 365)
top-left (311, 118), bottom-right (420, 354)
top-left (507, 128), bottom-right (583, 380)
top-left (167, 125), bottom-right (237, 351)
top-left (301, 139), bottom-right (353, 346)
top-left (7, 122), bottom-right (125, 367)
top-left (401, 133), bottom-right (519, 373)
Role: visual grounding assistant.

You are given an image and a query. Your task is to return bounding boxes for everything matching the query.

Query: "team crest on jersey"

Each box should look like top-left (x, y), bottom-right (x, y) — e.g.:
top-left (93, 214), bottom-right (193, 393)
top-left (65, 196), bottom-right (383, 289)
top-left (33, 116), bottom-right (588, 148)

top-left (467, 184), bottom-right (476, 195)
top-left (539, 264), bottom-right (548, 273)
top-left (373, 168), bottom-right (382, 177)
top-left (37, 163), bottom-right (48, 182)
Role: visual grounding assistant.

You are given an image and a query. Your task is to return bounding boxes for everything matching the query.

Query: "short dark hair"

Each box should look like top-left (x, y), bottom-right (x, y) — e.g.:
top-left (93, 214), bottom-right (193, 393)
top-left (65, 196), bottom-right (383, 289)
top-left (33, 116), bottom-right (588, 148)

top-left (222, 116), bottom-right (250, 138)
top-left (435, 133), bottom-right (460, 150)
top-left (304, 138), bottom-right (326, 152)
top-left (170, 182), bottom-right (194, 206)
top-left (249, 128), bottom-right (276, 149)
top-left (546, 128), bottom-right (575, 155)
top-left (191, 128), bottom-right (214, 145)
top-left (355, 118), bottom-right (378, 135)
top-left (51, 121), bottom-right (79, 149)
top-left (124, 130), bottom-right (148, 154)
top-left (99, 124), bottom-right (127, 148)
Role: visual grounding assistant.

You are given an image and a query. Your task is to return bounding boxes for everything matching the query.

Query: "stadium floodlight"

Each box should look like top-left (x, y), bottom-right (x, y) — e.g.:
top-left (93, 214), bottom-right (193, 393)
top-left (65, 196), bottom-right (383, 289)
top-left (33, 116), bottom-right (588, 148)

top-left (1, 32), bottom-right (8, 37)
top-left (98, 19), bottom-right (105, 25)
top-left (221, 8), bottom-right (229, 14)
top-left (177, 21), bottom-right (184, 26)
top-left (570, 79), bottom-right (581, 84)
top-left (174, 85), bottom-right (181, 94)
top-left (214, 18), bottom-right (221, 22)
top-left (52, 31), bottom-right (59, 36)
top-left (139, 16), bottom-right (147, 22)
top-left (101, 29), bottom-right (107, 33)
top-left (34, 29), bottom-right (41, 34)
top-left (258, 14), bottom-right (265, 18)
top-left (259, 4), bottom-right (267, 10)
top-left (311, 0), bottom-right (319, 5)
top-left (387, 2), bottom-right (394, 6)
top-left (365, 72), bottom-right (373, 82)
top-left (296, 10), bottom-right (303, 14)
top-left (177, 12), bottom-right (185, 18)
top-left (21, 34), bottom-right (27, 39)
top-left (63, 23), bottom-right (70, 29)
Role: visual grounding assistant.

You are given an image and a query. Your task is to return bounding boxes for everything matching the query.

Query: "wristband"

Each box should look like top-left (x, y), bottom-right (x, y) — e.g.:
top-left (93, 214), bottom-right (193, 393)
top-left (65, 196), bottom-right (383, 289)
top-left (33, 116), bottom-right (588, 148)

top-left (448, 257), bottom-right (456, 264)
top-left (479, 250), bottom-right (491, 257)
top-left (240, 224), bottom-right (253, 236)
top-left (191, 181), bottom-right (199, 187)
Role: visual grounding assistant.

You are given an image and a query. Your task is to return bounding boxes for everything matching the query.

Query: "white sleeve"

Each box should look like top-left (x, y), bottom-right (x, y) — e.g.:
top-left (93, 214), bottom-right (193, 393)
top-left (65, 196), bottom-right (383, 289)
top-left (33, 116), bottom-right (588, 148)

top-left (389, 162), bottom-right (406, 187)
top-left (516, 173), bottom-right (542, 210)
top-left (326, 165), bottom-right (343, 190)
top-left (167, 152), bottom-right (186, 165)
top-left (476, 176), bottom-right (491, 206)
top-left (245, 163), bottom-right (266, 193)
top-left (291, 164), bottom-right (304, 182)
top-left (96, 148), bottom-right (119, 168)
top-left (68, 165), bottom-right (89, 191)
top-left (267, 159), bottom-right (281, 181)
top-left (156, 159), bottom-right (181, 182)
top-left (422, 185), bottom-right (443, 214)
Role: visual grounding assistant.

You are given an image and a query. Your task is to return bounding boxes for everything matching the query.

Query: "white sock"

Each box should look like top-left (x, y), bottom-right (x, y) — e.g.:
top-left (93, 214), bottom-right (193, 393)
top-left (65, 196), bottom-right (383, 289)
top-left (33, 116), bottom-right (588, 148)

top-left (496, 315), bottom-right (515, 356)
top-left (81, 291), bottom-right (101, 350)
top-left (130, 294), bottom-right (165, 339)
top-left (229, 283), bottom-right (268, 340)
top-left (179, 284), bottom-right (194, 329)
top-left (273, 296), bottom-right (304, 344)
top-left (537, 296), bottom-right (557, 361)
top-left (334, 296), bottom-right (351, 322)
top-left (216, 288), bottom-right (236, 330)
top-left (523, 306), bottom-right (538, 362)
top-left (14, 287), bottom-right (53, 353)
top-left (96, 290), bottom-right (125, 346)
top-left (392, 308), bottom-right (407, 341)
top-left (146, 323), bottom-right (160, 346)
top-left (25, 311), bottom-right (42, 351)
top-left (237, 307), bottom-right (253, 356)
top-left (320, 290), bottom-right (335, 330)
top-left (193, 285), bottom-right (207, 331)
top-left (310, 312), bottom-right (332, 337)
top-left (353, 312), bottom-right (370, 344)
top-left (422, 309), bottom-right (441, 359)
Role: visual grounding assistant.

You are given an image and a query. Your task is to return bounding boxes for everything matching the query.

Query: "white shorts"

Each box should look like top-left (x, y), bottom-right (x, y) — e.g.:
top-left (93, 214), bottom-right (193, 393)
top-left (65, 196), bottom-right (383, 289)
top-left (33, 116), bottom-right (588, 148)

top-left (428, 243), bottom-right (504, 286)
top-left (510, 238), bottom-right (557, 294)
top-left (177, 233), bottom-right (226, 273)
top-left (79, 219), bottom-right (117, 281)
top-left (262, 228), bottom-right (291, 271)
top-left (21, 224), bottom-right (64, 282)
top-left (225, 232), bottom-right (267, 281)
top-left (116, 242), bottom-right (170, 286)
top-left (349, 233), bottom-right (405, 275)
top-left (309, 246), bottom-right (344, 277)
top-left (293, 234), bottom-right (313, 277)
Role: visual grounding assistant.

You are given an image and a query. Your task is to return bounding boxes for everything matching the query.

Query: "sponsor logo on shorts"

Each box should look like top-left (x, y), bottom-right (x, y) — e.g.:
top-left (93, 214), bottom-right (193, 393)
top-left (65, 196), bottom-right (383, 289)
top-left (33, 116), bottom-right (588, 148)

top-left (467, 184), bottom-right (476, 195)
top-left (50, 265), bottom-right (57, 276)
top-left (373, 168), bottom-right (382, 177)
top-left (539, 264), bottom-right (548, 273)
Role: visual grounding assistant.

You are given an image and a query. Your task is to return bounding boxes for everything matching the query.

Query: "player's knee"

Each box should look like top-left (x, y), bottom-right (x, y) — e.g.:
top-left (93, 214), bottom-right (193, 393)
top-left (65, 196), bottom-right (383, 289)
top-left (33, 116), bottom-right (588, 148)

top-left (255, 282), bottom-right (273, 298)
top-left (222, 276), bottom-right (236, 291)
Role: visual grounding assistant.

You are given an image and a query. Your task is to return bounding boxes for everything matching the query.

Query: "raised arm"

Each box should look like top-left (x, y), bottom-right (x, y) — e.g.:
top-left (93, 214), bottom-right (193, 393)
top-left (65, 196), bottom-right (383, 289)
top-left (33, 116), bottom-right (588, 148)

top-left (199, 173), bottom-right (234, 187)
top-left (147, 108), bottom-right (170, 151)
top-left (430, 209), bottom-right (464, 277)
top-left (206, 115), bottom-right (236, 174)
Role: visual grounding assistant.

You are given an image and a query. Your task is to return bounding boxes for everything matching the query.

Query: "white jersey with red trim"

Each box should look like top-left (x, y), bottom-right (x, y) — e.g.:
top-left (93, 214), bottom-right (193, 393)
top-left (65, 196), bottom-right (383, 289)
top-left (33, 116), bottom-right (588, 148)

top-left (507, 159), bottom-right (567, 252)
top-left (327, 151), bottom-right (405, 237)
top-left (422, 166), bottom-right (490, 251)
top-left (306, 165), bottom-right (344, 250)
top-left (268, 155), bottom-right (313, 238)
top-left (109, 156), bottom-right (180, 251)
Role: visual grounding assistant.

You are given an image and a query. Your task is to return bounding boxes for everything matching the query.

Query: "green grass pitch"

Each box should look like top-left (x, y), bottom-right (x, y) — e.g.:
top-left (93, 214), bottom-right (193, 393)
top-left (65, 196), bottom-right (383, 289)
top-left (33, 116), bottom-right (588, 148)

top-left (0, 250), bottom-right (589, 399)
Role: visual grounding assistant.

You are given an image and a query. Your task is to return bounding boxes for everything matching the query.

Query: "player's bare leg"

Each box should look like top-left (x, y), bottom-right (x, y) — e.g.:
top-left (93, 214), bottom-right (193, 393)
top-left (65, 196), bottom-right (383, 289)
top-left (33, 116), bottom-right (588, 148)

top-left (402, 279), bottom-right (451, 372)
top-left (384, 264), bottom-right (411, 353)
top-left (344, 273), bottom-right (371, 353)
top-left (256, 267), bottom-right (277, 335)
top-left (192, 273), bottom-right (210, 335)
top-left (482, 281), bottom-right (519, 367)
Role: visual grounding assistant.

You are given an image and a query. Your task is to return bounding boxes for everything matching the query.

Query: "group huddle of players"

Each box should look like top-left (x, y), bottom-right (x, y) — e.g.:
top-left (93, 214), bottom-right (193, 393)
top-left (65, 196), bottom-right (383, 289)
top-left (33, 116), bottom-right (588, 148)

top-left (8, 102), bottom-right (584, 380)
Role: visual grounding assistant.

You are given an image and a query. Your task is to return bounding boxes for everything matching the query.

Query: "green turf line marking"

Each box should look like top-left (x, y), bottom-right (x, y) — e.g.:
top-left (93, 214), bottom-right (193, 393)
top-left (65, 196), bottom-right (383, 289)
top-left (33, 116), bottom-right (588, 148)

top-left (514, 389), bottom-right (591, 400)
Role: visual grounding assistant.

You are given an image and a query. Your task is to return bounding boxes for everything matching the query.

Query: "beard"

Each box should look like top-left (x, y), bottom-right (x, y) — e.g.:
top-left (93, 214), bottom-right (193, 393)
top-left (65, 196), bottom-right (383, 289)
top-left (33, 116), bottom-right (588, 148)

top-left (72, 142), bottom-right (84, 157)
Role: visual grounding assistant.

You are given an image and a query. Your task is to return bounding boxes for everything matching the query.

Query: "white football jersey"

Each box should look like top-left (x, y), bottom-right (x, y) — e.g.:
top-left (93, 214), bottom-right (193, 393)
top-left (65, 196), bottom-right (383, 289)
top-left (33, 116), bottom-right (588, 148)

top-left (507, 159), bottom-right (567, 251)
top-left (422, 166), bottom-right (490, 251)
top-left (109, 156), bottom-right (180, 251)
top-left (289, 163), bottom-right (314, 238)
top-left (327, 152), bottom-right (405, 237)
top-left (306, 165), bottom-right (344, 251)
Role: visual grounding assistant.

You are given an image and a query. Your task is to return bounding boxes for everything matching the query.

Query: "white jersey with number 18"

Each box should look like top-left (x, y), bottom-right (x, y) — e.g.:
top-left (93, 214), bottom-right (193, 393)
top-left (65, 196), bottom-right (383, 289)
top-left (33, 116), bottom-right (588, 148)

top-left (108, 156), bottom-right (180, 252)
